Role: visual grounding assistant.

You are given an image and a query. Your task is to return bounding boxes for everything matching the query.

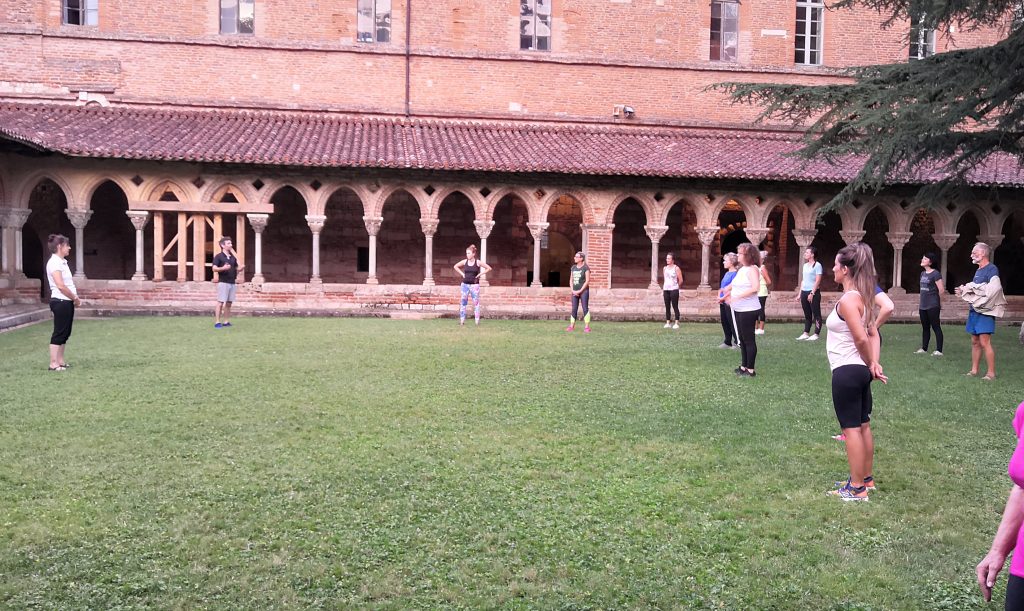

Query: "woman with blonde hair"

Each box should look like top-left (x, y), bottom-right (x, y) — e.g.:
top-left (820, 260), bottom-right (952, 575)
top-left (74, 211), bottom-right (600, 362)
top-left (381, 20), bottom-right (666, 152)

top-left (826, 242), bottom-right (887, 501)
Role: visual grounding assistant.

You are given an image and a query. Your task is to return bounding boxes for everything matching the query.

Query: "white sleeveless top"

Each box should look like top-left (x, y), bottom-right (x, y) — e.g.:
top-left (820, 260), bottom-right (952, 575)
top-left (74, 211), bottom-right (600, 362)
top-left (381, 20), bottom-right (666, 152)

top-left (662, 265), bottom-right (680, 291)
top-left (729, 266), bottom-right (762, 312)
top-left (826, 291), bottom-right (867, 370)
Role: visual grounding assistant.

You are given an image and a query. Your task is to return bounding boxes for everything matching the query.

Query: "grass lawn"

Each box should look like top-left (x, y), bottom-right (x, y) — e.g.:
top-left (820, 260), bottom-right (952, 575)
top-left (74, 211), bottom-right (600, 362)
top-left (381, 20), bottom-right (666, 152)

top-left (1, 316), bottom-right (1022, 609)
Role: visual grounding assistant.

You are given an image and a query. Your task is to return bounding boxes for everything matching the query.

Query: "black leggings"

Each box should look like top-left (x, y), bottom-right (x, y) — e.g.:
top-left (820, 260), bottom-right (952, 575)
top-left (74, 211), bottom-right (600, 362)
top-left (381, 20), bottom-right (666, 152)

top-left (571, 289), bottom-right (590, 321)
top-left (800, 290), bottom-right (822, 334)
top-left (734, 309), bottom-right (759, 369)
top-left (1007, 573), bottom-right (1024, 611)
top-left (50, 299), bottom-right (75, 345)
top-left (663, 290), bottom-right (680, 321)
top-left (719, 303), bottom-right (736, 346)
top-left (757, 296), bottom-right (768, 323)
top-left (919, 307), bottom-right (943, 352)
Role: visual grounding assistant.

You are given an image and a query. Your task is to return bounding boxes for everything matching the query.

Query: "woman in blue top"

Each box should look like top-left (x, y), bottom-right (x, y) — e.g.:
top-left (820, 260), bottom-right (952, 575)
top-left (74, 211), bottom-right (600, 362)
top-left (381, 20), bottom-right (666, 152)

top-left (795, 246), bottom-right (823, 341)
top-left (718, 253), bottom-right (739, 349)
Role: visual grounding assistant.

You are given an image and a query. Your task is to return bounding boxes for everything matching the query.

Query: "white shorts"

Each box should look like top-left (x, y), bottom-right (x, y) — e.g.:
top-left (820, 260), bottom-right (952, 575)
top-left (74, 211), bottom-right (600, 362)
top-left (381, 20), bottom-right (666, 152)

top-left (217, 282), bottom-right (237, 303)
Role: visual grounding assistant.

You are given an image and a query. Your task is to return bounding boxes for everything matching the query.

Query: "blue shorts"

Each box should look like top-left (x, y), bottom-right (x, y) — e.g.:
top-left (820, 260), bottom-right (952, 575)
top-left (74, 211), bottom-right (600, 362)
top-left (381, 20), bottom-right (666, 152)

top-left (966, 309), bottom-right (995, 335)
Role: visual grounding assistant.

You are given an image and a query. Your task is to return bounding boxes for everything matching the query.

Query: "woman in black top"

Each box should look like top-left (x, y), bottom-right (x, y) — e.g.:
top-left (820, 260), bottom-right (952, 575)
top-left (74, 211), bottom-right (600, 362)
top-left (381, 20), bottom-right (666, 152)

top-left (453, 244), bottom-right (492, 326)
top-left (917, 252), bottom-right (945, 356)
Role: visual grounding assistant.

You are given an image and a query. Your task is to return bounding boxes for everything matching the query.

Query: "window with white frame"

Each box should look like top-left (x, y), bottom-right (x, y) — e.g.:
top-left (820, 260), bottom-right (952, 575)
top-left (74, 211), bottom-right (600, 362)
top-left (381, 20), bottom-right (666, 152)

top-left (220, 0), bottom-right (254, 35)
top-left (520, 0), bottom-right (551, 51)
top-left (63, 0), bottom-right (98, 26)
top-left (357, 0), bottom-right (391, 43)
top-left (794, 0), bottom-right (824, 65)
top-left (909, 14), bottom-right (936, 60)
top-left (710, 1), bottom-right (739, 62)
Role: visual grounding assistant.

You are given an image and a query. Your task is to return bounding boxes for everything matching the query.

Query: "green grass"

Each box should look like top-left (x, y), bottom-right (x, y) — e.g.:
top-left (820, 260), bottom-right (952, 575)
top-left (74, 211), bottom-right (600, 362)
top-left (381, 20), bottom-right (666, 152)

top-left (1, 317), bottom-right (1022, 609)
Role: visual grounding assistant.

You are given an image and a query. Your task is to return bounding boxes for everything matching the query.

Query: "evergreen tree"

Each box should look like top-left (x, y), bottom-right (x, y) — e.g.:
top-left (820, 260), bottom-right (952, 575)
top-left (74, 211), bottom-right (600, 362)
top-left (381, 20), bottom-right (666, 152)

top-left (717, 0), bottom-right (1024, 209)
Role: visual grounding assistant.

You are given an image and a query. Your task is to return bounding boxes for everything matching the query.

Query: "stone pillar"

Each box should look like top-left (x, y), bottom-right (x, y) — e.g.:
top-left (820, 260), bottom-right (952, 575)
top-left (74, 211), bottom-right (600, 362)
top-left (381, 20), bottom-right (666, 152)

top-left (885, 231), bottom-right (913, 292)
top-left (247, 213), bottom-right (269, 285)
top-left (0, 208), bottom-right (14, 276)
top-left (362, 216), bottom-right (383, 285)
top-left (644, 224), bottom-right (669, 290)
top-left (839, 230), bottom-right (867, 246)
top-left (420, 218), bottom-right (439, 286)
top-left (9, 208), bottom-right (31, 277)
top-left (932, 233), bottom-right (959, 284)
top-left (65, 209), bottom-right (93, 280)
top-left (792, 229), bottom-right (817, 292)
top-left (527, 222), bottom-right (549, 288)
top-left (305, 214), bottom-right (326, 284)
top-left (743, 227), bottom-right (769, 248)
top-left (980, 234), bottom-right (1005, 262)
top-left (696, 226), bottom-right (719, 290)
top-left (580, 223), bottom-right (613, 289)
top-left (474, 219), bottom-right (495, 287)
top-left (125, 211), bottom-right (150, 281)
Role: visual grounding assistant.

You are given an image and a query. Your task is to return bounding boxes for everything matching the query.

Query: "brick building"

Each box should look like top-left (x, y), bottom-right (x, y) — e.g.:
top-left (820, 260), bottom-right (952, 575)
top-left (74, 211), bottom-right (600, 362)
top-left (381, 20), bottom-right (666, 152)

top-left (0, 1), bottom-right (1021, 320)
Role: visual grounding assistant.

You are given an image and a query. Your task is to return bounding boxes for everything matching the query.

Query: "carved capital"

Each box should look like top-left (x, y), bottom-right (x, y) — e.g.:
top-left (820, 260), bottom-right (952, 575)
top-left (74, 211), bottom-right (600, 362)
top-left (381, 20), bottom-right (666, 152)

top-left (839, 230), bottom-right (867, 246)
top-left (582, 223), bottom-right (613, 232)
top-left (932, 233), bottom-right (959, 251)
top-left (0, 207), bottom-right (31, 229)
top-left (126, 210), bottom-right (150, 231)
top-left (526, 222), bottom-right (550, 241)
top-left (980, 234), bottom-right (1005, 250)
top-left (65, 208), bottom-right (93, 229)
top-left (362, 215), bottom-right (383, 236)
top-left (885, 231), bottom-right (913, 250)
top-left (696, 226), bottom-right (719, 247)
top-left (305, 214), bottom-right (327, 234)
top-left (247, 213), bottom-right (270, 233)
top-left (743, 227), bottom-right (769, 246)
top-left (644, 224), bottom-right (669, 243)
top-left (420, 218), bottom-right (439, 237)
top-left (792, 228), bottom-right (817, 249)
top-left (473, 220), bottom-right (496, 240)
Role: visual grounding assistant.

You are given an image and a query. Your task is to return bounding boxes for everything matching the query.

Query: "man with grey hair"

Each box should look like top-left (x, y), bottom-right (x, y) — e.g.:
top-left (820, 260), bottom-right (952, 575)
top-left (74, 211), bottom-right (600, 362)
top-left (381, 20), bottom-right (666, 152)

top-left (955, 242), bottom-right (1001, 380)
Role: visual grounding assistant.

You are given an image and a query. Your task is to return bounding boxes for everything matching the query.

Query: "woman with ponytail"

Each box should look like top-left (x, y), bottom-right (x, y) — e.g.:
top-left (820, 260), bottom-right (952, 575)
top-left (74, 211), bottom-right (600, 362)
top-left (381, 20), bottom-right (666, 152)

top-left (825, 242), bottom-right (887, 501)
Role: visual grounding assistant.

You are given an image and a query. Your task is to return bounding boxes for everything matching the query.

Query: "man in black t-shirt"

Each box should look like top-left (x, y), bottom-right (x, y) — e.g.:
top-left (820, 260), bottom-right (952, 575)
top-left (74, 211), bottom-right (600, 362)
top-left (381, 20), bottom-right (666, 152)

top-left (212, 236), bottom-right (244, 328)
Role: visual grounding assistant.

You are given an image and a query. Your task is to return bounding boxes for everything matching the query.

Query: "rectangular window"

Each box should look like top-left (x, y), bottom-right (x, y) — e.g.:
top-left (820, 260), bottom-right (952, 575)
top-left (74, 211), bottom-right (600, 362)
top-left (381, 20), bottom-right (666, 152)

top-left (909, 14), bottom-right (935, 60)
top-left (794, 0), bottom-right (824, 65)
top-left (220, 0), bottom-right (254, 35)
top-left (520, 0), bottom-right (551, 51)
top-left (710, 1), bottom-right (739, 62)
top-left (63, 0), bottom-right (98, 26)
top-left (357, 0), bottom-right (391, 43)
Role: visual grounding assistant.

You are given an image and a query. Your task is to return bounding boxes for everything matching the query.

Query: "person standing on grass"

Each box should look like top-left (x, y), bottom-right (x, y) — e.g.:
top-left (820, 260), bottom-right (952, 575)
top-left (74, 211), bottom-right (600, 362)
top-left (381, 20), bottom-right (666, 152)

top-left (45, 234), bottom-right (80, 371)
top-left (956, 242), bottom-right (1003, 381)
top-left (755, 250), bottom-right (772, 335)
top-left (453, 244), bottom-right (492, 326)
top-left (722, 243), bottom-right (762, 377)
top-left (212, 236), bottom-right (243, 329)
top-left (976, 400), bottom-right (1024, 608)
top-left (826, 242), bottom-right (887, 502)
top-left (917, 252), bottom-right (945, 356)
top-left (795, 246), bottom-right (823, 341)
top-left (567, 251), bottom-right (592, 333)
top-left (662, 253), bottom-right (683, 329)
top-left (717, 253), bottom-right (739, 349)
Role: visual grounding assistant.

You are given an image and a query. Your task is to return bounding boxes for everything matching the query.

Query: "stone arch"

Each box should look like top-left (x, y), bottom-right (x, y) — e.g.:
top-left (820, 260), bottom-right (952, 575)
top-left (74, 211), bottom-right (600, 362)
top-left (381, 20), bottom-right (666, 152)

top-left (532, 194), bottom-right (585, 287)
top-left (659, 197), bottom-right (700, 289)
top-left (257, 179), bottom-right (316, 214)
top-left (314, 182), bottom-right (371, 218)
top-left (763, 200), bottom-right (803, 292)
top-left (611, 197), bottom-right (651, 288)
top-left (861, 206), bottom-right (894, 288)
top-left (321, 185), bottom-right (369, 283)
top-left (433, 191), bottom-right (479, 285)
top-left (77, 174), bottom-right (139, 208)
top-left (949, 203), bottom-right (998, 237)
top-left (483, 186), bottom-right (537, 222)
top-left (377, 187), bottom-right (426, 284)
top-left (947, 208), bottom-right (985, 289)
top-left (706, 193), bottom-right (757, 227)
top-left (604, 192), bottom-right (655, 226)
top-left (429, 186), bottom-right (485, 220)
top-left (86, 180), bottom-right (136, 280)
top-left (537, 189), bottom-right (596, 225)
top-left (14, 171), bottom-right (74, 209)
top-left (23, 178), bottom-right (73, 296)
top-left (202, 181), bottom-right (258, 206)
top-left (143, 179), bottom-right (195, 203)
top-left (997, 209), bottom-right (1024, 295)
top-left (761, 195), bottom-right (816, 230)
top-left (372, 185), bottom-right (429, 218)
top-left (902, 207), bottom-right (942, 291)
top-left (488, 192), bottom-right (533, 286)
top-left (853, 198), bottom-right (902, 234)
top-left (260, 185), bottom-right (311, 282)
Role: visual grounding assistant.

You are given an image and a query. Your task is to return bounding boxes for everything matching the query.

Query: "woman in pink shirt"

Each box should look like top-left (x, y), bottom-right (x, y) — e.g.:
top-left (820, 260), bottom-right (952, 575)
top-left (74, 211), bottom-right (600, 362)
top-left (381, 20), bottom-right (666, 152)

top-left (977, 401), bottom-right (1024, 608)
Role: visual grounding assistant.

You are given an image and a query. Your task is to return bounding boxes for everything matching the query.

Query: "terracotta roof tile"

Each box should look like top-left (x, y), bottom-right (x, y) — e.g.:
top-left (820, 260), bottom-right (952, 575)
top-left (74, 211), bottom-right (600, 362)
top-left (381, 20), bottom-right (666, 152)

top-left (0, 102), bottom-right (1022, 187)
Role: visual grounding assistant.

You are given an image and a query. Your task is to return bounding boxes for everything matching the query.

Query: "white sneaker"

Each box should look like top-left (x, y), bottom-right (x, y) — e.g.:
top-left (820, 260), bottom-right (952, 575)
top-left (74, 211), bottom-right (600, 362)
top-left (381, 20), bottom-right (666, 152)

top-left (672, 322), bottom-right (679, 329)
top-left (932, 351), bottom-right (943, 356)
top-left (806, 334), bottom-right (819, 341)
top-left (796, 333), bottom-right (809, 340)
top-left (914, 348), bottom-right (927, 354)
top-left (754, 329), bottom-right (765, 335)
top-left (664, 322), bottom-right (672, 328)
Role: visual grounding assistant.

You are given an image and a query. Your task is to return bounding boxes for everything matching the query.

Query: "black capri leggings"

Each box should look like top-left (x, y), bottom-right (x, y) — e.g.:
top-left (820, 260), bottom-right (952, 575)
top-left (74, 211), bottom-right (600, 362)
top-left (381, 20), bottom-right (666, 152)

top-left (663, 289), bottom-right (680, 321)
top-left (800, 290), bottom-right (822, 334)
top-left (50, 299), bottom-right (75, 345)
top-left (719, 303), bottom-right (736, 346)
top-left (734, 309), bottom-right (759, 369)
top-left (757, 295), bottom-right (768, 323)
top-left (919, 307), bottom-right (943, 352)
top-left (831, 364), bottom-right (873, 429)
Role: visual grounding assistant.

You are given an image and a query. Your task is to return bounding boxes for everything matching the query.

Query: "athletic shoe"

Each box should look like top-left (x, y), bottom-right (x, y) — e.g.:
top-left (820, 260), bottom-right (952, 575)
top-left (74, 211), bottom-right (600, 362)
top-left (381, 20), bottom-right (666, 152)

top-left (584, 326), bottom-right (591, 333)
top-left (224, 322), bottom-right (232, 327)
top-left (740, 369), bottom-right (757, 378)
top-left (731, 345), bottom-right (740, 350)
top-left (664, 322), bottom-right (672, 328)
top-left (734, 367), bottom-right (745, 375)
top-left (214, 322), bottom-right (223, 328)
top-left (932, 351), bottom-right (943, 356)
top-left (914, 348), bottom-right (927, 354)
top-left (831, 433), bottom-right (846, 442)
top-left (565, 325), bottom-right (575, 332)
top-left (834, 477), bottom-right (876, 491)
top-left (829, 483), bottom-right (868, 501)
top-left (718, 342), bottom-right (732, 349)
top-left (796, 333), bottom-right (809, 340)
top-left (806, 334), bottom-right (819, 341)
top-left (672, 322), bottom-right (679, 329)
top-left (48, 365), bottom-right (67, 371)
top-left (754, 329), bottom-right (765, 335)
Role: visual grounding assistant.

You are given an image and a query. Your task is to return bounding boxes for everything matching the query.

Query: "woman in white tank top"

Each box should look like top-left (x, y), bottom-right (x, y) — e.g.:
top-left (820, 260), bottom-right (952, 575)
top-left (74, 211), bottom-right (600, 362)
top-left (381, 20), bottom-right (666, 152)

top-left (661, 253), bottom-right (682, 328)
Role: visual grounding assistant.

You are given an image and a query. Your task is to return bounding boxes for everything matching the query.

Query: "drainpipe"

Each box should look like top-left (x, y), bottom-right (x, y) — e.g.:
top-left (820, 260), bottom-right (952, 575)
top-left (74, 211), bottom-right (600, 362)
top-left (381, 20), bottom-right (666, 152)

top-left (405, 0), bottom-right (412, 117)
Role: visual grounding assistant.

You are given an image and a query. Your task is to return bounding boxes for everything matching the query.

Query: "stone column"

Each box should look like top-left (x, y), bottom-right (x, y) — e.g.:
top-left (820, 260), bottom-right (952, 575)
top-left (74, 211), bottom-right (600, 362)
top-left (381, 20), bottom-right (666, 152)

top-left (581, 223), bottom-right (613, 289)
top-left (743, 227), bottom-right (769, 248)
top-left (932, 233), bottom-right (959, 283)
top-left (247, 214), bottom-right (269, 285)
top-left (420, 219), bottom-right (439, 286)
top-left (305, 214), bottom-right (326, 284)
top-left (885, 231), bottom-right (913, 292)
top-left (125, 211), bottom-right (150, 281)
top-left (474, 220), bottom-right (495, 286)
top-left (980, 234), bottom-right (1005, 262)
top-left (362, 216), bottom-right (383, 285)
top-left (0, 208), bottom-right (13, 276)
top-left (527, 222), bottom-right (549, 288)
top-left (839, 230), bottom-right (867, 246)
top-left (9, 208), bottom-right (31, 277)
top-left (696, 226), bottom-right (719, 290)
top-left (644, 224), bottom-right (669, 290)
top-left (65, 209), bottom-right (93, 280)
